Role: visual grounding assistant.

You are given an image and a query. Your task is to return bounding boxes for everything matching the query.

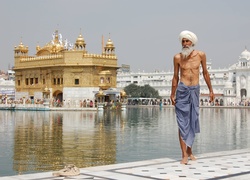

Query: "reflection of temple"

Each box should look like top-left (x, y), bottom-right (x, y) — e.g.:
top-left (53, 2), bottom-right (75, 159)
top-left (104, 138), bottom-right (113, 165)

top-left (12, 111), bottom-right (63, 173)
top-left (12, 111), bottom-right (118, 173)
top-left (13, 30), bottom-right (119, 102)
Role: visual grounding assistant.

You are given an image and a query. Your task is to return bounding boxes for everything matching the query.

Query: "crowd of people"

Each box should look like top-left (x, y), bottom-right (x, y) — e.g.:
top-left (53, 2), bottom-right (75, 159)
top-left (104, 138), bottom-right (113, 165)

top-left (0, 97), bottom-right (125, 109)
top-left (1, 96), bottom-right (250, 108)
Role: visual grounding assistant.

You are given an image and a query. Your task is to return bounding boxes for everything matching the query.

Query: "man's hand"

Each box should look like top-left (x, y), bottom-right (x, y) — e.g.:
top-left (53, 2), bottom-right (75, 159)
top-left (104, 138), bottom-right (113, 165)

top-left (209, 92), bottom-right (215, 103)
top-left (170, 95), bottom-right (176, 106)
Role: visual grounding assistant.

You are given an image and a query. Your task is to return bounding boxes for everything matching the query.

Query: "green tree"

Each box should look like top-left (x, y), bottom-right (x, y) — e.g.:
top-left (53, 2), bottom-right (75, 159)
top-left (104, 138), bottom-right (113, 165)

top-left (141, 84), bottom-right (160, 98)
top-left (124, 84), bottom-right (141, 97)
top-left (124, 84), bottom-right (161, 98)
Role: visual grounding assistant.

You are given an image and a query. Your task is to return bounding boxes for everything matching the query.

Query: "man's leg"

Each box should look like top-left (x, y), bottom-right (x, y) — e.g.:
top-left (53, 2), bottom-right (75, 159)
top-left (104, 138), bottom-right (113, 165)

top-left (187, 146), bottom-right (197, 160)
top-left (178, 130), bottom-right (188, 164)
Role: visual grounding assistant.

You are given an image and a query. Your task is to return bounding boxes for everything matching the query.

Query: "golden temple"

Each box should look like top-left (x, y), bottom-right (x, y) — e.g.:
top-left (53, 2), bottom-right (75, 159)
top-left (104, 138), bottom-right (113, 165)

top-left (13, 30), bottom-right (119, 102)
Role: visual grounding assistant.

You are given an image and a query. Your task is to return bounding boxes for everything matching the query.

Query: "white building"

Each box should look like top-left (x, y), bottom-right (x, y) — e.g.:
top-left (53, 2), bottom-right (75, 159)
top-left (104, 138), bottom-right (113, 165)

top-left (117, 48), bottom-right (250, 106)
top-left (0, 70), bottom-right (15, 101)
top-left (0, 78), bottom-right (15, 100)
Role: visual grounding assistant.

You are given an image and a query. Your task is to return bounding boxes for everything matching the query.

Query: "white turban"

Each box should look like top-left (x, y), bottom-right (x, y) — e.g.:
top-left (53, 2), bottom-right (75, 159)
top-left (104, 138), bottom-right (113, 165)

top-left (179, 30), bottom-right (198, 45)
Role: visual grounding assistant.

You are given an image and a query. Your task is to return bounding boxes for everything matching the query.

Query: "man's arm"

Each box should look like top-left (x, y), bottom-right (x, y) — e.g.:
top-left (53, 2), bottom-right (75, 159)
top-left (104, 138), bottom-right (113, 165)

top-left (170, 55), bottom-right (180, 105)
top-left (200, 52), bottom-right (215, 102)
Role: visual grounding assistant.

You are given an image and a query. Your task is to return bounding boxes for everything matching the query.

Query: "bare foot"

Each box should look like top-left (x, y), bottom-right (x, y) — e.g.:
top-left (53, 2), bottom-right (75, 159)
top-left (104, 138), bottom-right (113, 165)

top-left (180, 156), bottom-right (188, 164)
top-left (188, 154), bottom-right (197, 161)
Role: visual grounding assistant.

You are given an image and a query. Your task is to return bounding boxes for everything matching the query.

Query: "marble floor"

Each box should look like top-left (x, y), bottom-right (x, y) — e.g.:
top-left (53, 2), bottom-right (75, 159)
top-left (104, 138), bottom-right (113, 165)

top-left (0, 148), bottom-right (250, 180)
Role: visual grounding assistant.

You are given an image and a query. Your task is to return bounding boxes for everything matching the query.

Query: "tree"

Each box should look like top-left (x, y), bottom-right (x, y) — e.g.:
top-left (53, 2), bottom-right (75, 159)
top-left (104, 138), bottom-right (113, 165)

top-left (141, 84), bottom-right (160, 98)
top-left (124, 84), bottom-right (161, 98)
top-left (124, 84), bottom-right (141, 97)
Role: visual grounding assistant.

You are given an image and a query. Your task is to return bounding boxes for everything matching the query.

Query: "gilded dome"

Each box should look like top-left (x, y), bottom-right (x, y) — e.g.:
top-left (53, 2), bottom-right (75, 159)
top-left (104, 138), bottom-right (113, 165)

top-left (36, 44), bottom-right (40, 51)
top-left (14, 41), bottom-right (29, 53)
top-left (96, 89), bottom-right (105, 97)
top-left (75, 34), bottom-right (86, 46)
top-left (120, 90), bottom-right (127, 97)
top-left (36, 30), bottom-right (65, 55)
top-left (104, 37), bottom-right (115, 54)
top-left (99, 89), bottom-right (104, 95)
top-left (106, 38), bottom-right (114, 47)
top-left (18, 42), bottom-right (24, 48)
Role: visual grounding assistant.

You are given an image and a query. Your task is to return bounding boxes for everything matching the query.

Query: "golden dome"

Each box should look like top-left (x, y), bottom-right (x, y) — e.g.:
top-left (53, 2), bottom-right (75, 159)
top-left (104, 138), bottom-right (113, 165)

top-left (36, 44), bottom-right (40, 51)
top-left (120, 90), bottom-right (127, 97)
top-left (99, 89), bottom-right (104, 95)
top-left (75, 32), bottom-right (86, 49)
top-left (36, 30), bottom-right (65, 55)
top-left (104, 37), bottom-right (115, 54)
top-left (18, 42), bottom-right (24, 48)
top-left (77, 34), bottom-right (84, 41)
top-left (96, 89), bottom-right (105, 97)
top-left (75, 34), bottom-right (86, 45)
top-left (106, 38), bottom-right (114, 47)
top-left (15, 41), bottom-right (29, 53)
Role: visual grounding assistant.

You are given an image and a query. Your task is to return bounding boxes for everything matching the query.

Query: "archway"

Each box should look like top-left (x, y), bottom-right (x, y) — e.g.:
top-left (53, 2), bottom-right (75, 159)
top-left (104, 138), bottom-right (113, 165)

top-left (220, 99), bottom-right (224, 106)
top-left (240, 89), bottom-right (247, 99)
top-left (53, 90), bottom-right (63, 102)
top-left (215, 98), bottom-right (219, 106)
top-left (200, 99), bottom-right (204, 105)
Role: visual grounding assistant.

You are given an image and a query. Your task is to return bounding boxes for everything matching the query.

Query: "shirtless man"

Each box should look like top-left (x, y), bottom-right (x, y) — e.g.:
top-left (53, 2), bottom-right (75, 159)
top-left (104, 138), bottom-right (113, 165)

top-left (170, 30), bottom-right (214, 164)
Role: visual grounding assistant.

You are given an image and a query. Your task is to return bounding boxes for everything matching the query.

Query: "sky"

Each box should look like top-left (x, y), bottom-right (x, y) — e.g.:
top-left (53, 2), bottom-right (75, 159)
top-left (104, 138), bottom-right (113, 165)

top-left (1, 0), bottom-right (250, 72)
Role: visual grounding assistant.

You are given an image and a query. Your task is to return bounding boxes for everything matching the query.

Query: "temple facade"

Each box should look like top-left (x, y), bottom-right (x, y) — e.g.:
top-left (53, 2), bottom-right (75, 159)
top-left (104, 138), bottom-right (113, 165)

top-left (13, 30), bottom-right (119, 103)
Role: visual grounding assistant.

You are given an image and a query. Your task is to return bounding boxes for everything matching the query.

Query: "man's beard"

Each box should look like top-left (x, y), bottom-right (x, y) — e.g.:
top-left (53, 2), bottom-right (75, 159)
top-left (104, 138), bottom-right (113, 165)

top-left (181, 46), bottom-right (194, 59)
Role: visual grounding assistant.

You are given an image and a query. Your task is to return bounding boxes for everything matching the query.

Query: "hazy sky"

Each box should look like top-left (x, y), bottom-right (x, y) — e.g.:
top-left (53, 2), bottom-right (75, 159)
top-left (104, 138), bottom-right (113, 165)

top-left (1, 0), bottom-right (250, 72)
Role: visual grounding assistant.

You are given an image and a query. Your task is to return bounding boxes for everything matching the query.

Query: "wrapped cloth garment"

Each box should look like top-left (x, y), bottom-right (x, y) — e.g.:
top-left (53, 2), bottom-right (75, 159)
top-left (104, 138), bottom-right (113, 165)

top-left (175, 82), bottom-right (200, 147)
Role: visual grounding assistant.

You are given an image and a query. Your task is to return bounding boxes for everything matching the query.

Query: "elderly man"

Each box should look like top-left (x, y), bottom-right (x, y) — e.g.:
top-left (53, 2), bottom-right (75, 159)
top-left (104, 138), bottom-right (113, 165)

top-left (170, 30), bottom-right (214, 164)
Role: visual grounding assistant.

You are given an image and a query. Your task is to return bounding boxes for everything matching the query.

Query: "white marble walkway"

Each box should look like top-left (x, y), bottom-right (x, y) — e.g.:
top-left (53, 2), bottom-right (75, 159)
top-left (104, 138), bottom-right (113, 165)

top-left (0, 148), bottom-right (250, 180)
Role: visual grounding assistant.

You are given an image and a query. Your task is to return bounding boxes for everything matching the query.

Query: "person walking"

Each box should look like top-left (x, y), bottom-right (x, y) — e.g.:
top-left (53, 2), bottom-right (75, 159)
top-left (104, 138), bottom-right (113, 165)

top-left (170, 30), bottom-right (215, 164)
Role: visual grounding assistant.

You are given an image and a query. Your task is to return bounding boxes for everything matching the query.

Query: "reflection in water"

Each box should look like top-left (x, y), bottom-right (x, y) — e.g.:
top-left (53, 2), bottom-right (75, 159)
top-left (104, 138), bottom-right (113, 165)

top-left (0, 107), bottom-right (250, 176)
top-left (6, 111), bottom-right (119, 176)
top-left (197, 108), bottom-right (250, 153)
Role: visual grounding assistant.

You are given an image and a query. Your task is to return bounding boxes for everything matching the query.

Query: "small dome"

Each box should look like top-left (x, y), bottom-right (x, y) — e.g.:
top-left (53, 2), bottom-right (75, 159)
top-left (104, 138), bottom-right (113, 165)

top-left (36, 45), bottom-right (40, 51)
top-left (76, 34), bottom-right (85, 45)
top-left (18, 42), bottom-right (24, 48)
top-left (106, 38), bottom-right (114, 47)
top-left (239, 48), bottom-right (250, 60)
top-left (15, 41), bottom-right (28, 53)
top-left (75, 33), bottom-right (86, 49)
top-left (96, 89), bottom-right (105, 97)
top-left (120, 90), bottom-right (127, 96)
top-left (99, 89), bottom-right (104, 95)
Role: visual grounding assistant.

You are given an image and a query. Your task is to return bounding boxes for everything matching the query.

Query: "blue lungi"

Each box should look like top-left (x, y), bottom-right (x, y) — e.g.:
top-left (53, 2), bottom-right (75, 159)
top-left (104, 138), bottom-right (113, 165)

top-left (175, 82), bottom-right (200, 147)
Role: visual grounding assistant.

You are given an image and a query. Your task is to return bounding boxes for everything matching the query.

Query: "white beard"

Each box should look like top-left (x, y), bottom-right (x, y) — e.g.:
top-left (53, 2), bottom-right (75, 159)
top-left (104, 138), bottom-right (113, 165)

top-left (181, 46), bottom-right (194, 59)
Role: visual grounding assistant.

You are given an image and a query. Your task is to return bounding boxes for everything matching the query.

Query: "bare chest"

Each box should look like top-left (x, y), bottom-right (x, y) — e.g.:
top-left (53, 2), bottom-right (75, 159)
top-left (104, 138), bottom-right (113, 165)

top-left (179, 57), bottom-right (201, 70)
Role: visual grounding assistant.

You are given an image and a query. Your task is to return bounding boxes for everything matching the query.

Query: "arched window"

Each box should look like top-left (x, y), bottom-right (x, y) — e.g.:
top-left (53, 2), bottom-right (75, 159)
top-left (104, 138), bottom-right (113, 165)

top-left (107, 77), bottom-right (111, 83)
top-left (100, 77), bottom-right (104, 83)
